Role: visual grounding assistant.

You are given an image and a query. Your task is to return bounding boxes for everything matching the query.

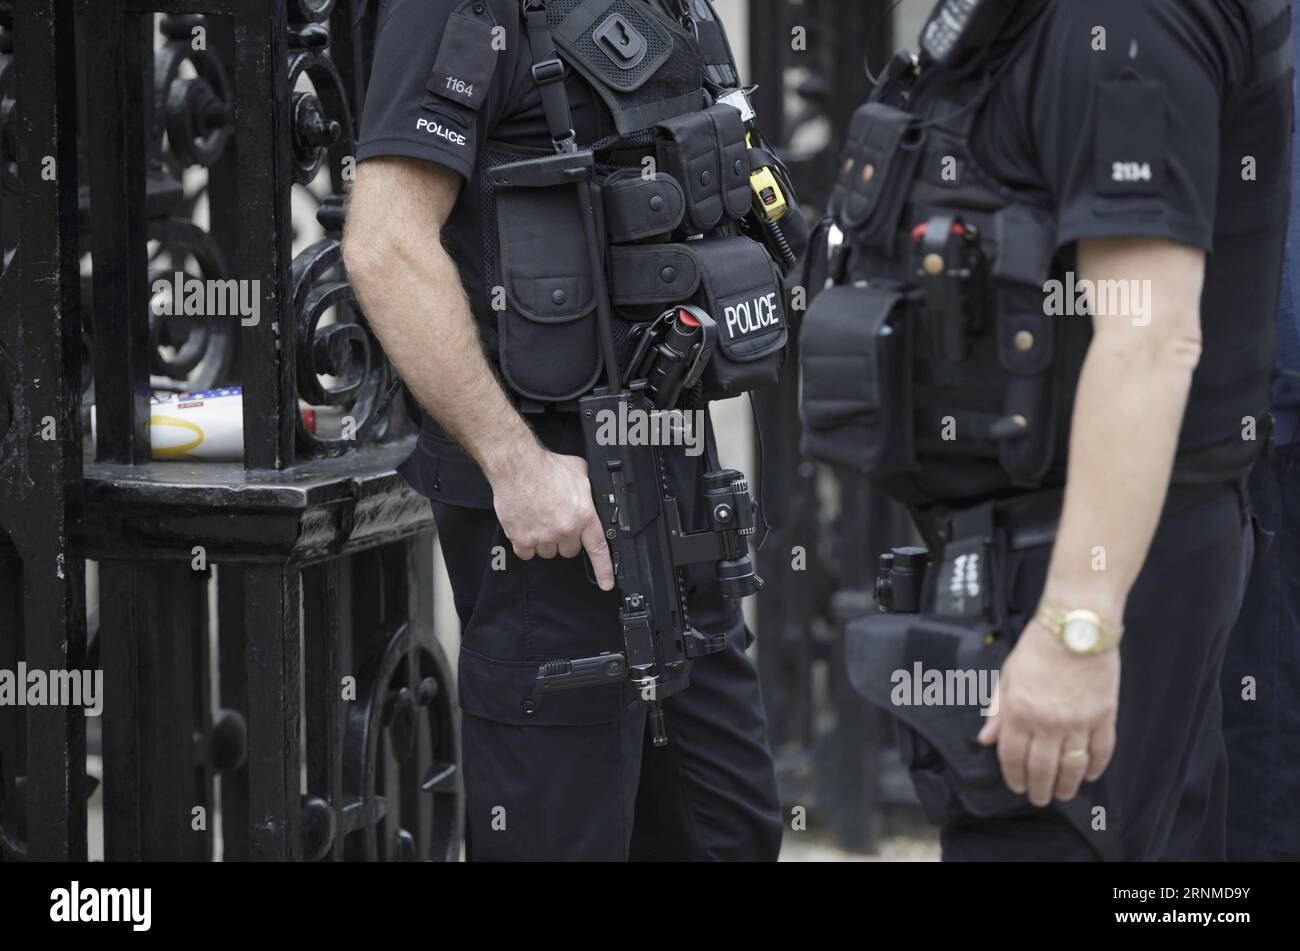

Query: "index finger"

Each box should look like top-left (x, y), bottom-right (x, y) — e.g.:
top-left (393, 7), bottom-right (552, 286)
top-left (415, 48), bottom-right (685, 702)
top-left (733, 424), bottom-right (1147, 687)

top-left (581, 512), bottom-right (616, 591)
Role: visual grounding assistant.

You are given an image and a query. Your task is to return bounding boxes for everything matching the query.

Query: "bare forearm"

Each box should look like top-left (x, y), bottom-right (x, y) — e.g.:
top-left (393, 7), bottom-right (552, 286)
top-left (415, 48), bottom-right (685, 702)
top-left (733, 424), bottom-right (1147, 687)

top-left (1041, 342), bottom-right (1195, 624)
top-left (351, 244), bottom-right (538, 481)
top-left (1040, 239), bottom-right (1206, 625)
top-left (343, 157), bottom-right (612, 582)
top-left (343, 159), bottom-right (539, 484)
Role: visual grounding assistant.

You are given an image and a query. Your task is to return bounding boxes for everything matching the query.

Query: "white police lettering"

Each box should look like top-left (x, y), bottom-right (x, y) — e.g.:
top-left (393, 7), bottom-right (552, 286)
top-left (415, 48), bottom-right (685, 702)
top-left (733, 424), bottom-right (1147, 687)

top-left (724, 292), bottom-right (779, 339)
top-left (1111, 161), bottom-right (1152, 183)
top-left (415, 116), bottom-right (467, 147)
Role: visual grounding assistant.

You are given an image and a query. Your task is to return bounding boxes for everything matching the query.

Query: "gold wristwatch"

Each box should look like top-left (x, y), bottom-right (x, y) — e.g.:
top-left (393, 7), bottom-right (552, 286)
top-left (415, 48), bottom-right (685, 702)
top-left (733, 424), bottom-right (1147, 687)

top-left (1034, 605), bottom-right (1124, 656)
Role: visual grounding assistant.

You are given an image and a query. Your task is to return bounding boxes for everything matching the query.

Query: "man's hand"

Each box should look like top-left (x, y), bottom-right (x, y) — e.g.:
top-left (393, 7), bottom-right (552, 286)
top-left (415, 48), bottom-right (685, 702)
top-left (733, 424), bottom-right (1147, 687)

top-left (491, 447), bottom-right (615, 590)
top-left (975, 236), bottom-right (1205, 805)
top-left (978, 622), bottom-right (1119, 805)
top-left (346, 158), bottom-right (617, 580)
top-left (346, 159), bottom-right (617, 593)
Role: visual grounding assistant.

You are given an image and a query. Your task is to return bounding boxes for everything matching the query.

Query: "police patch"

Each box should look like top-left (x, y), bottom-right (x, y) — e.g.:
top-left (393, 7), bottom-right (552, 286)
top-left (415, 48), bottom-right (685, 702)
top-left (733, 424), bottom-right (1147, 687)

top-left (425, 5), bottom-right (499, 113)
top-left (718, 287), bottom-right (784, 348)
top-left (1094, 76), bottom-right (1166, 196)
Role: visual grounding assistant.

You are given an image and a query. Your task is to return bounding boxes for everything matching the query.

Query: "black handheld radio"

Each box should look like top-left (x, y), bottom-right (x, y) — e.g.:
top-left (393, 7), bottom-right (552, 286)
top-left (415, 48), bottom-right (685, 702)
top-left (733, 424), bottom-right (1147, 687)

top-left (919, 0), bottom-right (1045, 72)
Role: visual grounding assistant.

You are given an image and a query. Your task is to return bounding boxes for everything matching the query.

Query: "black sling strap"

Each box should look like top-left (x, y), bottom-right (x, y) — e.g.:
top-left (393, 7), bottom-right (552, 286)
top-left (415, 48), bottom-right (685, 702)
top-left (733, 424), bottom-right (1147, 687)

top-left (522, 0), bottom-right (578, 151)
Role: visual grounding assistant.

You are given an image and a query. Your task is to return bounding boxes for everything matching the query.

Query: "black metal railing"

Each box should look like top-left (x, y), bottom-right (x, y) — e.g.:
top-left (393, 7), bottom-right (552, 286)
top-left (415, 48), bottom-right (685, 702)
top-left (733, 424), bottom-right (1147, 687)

top-left (0, 0), bottom-right (461, 861)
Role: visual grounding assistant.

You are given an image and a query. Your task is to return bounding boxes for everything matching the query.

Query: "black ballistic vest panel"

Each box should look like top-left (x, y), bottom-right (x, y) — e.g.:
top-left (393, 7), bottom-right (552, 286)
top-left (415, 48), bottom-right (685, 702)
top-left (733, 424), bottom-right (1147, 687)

top-left (800, 0), bottom-right (1290, 510)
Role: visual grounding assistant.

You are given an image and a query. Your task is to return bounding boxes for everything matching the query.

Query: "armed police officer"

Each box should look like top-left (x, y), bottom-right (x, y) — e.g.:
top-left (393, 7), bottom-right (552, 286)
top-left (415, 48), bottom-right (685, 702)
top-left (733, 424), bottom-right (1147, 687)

top-left (806, 0), bottom-right (1292, 859)
top-left (343, 0), bottom-right (803, 860)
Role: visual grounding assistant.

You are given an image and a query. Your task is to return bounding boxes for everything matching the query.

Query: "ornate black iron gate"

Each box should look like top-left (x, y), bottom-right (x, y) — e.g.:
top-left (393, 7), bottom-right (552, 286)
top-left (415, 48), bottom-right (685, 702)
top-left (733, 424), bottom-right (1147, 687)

top-left (0, 0), bottom-right (462, 861)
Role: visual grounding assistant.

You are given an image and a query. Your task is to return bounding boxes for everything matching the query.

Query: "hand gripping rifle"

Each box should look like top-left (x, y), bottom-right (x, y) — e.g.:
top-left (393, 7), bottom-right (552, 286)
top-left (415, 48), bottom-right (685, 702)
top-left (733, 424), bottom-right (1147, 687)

top-left (488, 148), bottom-right (763, 746)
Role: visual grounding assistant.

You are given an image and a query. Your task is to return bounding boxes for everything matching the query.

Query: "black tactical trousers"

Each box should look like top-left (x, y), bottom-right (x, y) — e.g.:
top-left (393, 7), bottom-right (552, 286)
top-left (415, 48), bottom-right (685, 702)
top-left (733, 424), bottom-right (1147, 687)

top-left (940, 482), bottom-right (1254, 861)
top-left (1221, 443), bottom-right (1300, 859)
top-left (430, 485), bottom-right (783, 862)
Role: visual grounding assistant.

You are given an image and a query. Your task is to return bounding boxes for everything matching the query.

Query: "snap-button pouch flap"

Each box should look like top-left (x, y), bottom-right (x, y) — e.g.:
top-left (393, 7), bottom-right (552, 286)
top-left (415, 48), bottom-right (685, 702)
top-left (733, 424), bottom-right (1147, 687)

top-left (831, 102), bottom-right (924, 247)
top-left (709, 102), bottom-right (752, 221)
top-left (497, 189), bottom-right (596, 324)
top-left (992, 205), bottom-right (1057, 380)
top-left (608, 244), bottom-right (702, 305)
top-left (657, 110), bottom-right (725, 233)
top-left (603, 173), bottom-right (686, 243)
top-left (513, 276), bottom-right (585, 321)
top-left (998, 298), bottom-right (1054, 377)
top-left (495, 186), bottom-right (602, 402)
top-left (992, 204), bottom-right (1056, 287)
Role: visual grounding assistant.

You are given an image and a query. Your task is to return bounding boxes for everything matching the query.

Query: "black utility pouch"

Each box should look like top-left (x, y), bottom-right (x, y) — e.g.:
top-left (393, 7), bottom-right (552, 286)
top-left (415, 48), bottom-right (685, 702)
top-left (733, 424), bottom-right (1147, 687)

top-left (799, 284), bottom-right (915, 477)
top-left (609, 236), bottom-right (786, 399)
top-left (602, 169), bottom-right (686, 244)
top-left (694, 236), bottom-right (785, 397)
top-left (493, 175), bottom-right (601, 402)
top-left (656, 103), bottom-right (750, 235)
top-left (992, 204), bottom-right (1061, 487)
top-left (845, 611), bottom-right (1015, 826)
top-left (830, 103), bottom-right (924, 254)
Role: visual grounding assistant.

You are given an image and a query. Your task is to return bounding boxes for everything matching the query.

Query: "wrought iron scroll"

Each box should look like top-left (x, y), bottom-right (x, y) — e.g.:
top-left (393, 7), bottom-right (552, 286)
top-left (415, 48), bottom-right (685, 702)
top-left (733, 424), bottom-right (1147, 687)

top-left (2, 0), bottom-right (461, 862)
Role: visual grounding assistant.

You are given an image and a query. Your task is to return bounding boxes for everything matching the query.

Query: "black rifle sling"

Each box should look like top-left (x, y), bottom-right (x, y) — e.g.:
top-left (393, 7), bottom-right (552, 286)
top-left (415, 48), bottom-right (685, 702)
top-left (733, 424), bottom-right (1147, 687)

top-left (522, 1), bottom-right (577, 150)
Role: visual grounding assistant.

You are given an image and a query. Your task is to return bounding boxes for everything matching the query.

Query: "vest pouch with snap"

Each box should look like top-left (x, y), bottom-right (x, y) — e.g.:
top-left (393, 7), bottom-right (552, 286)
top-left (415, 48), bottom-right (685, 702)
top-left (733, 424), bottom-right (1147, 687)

top-left (602, 169), bottom-right (686, 245)
top-left (494, 186), bottom-right (601, 402)
top-left (609, 236), bottom-right (786, 400)
top-left (799, 284), bottom-right (915, 477)
top-left (991, 203), bottom-right (1068, 487)
top-left (656, 103), bottom-right (751, 236)
top-left (830, 103), bottom-right (924, 254)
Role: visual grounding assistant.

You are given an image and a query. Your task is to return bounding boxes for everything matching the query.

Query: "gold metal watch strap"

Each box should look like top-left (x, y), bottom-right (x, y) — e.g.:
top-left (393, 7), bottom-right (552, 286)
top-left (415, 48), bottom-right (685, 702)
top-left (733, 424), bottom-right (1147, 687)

top-left (1034, 605), bottom-right (1124, 654)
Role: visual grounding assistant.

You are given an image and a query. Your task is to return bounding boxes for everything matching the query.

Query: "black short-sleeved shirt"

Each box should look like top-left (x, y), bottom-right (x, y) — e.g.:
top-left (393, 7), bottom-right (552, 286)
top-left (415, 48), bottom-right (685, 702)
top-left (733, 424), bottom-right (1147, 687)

top-left (357, 0), bottom-right (619, 315)
top-left (971, 0), bottom-right (1293, 460)
top-left (357, 0), bottom-right (631, 504)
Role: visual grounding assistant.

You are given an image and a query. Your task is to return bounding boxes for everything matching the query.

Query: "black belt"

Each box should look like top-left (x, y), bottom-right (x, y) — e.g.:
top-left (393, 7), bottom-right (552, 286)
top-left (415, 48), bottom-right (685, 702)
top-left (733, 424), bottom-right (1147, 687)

top-left (515, 399), bottom-right (581, 414)
top-left (930, 479), bottom-right (1235, 552)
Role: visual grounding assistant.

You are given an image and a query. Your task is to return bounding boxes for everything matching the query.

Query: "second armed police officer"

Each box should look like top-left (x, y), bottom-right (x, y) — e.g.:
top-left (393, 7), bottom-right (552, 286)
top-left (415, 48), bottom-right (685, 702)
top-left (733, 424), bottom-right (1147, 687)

top-left (806, 0), bottom-right (1292, 860)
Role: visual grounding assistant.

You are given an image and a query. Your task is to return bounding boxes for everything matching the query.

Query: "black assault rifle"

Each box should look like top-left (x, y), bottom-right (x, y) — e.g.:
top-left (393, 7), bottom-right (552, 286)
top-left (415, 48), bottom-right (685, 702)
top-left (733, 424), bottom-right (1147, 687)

top-left (488, 149), bottom-right (763, 746)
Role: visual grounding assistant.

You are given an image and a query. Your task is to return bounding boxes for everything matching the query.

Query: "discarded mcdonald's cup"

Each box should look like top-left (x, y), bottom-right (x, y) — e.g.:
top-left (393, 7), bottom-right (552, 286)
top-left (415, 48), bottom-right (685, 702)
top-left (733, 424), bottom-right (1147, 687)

top-left (90, 386), bottom-right (317, 462)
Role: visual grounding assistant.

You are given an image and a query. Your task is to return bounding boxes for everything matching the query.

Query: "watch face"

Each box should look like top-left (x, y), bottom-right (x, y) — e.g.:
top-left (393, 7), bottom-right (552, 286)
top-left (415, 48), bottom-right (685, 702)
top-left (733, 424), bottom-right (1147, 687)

top-left (1063, 615), bottom-right (1101, 653)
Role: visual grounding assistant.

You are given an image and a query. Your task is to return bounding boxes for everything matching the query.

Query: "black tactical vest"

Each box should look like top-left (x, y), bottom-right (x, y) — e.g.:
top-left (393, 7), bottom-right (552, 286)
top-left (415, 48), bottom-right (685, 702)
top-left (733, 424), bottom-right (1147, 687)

top-left (800, 0), bottom-right (1293, 511)
top-left (476, 0), bottom-right (795, 408)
